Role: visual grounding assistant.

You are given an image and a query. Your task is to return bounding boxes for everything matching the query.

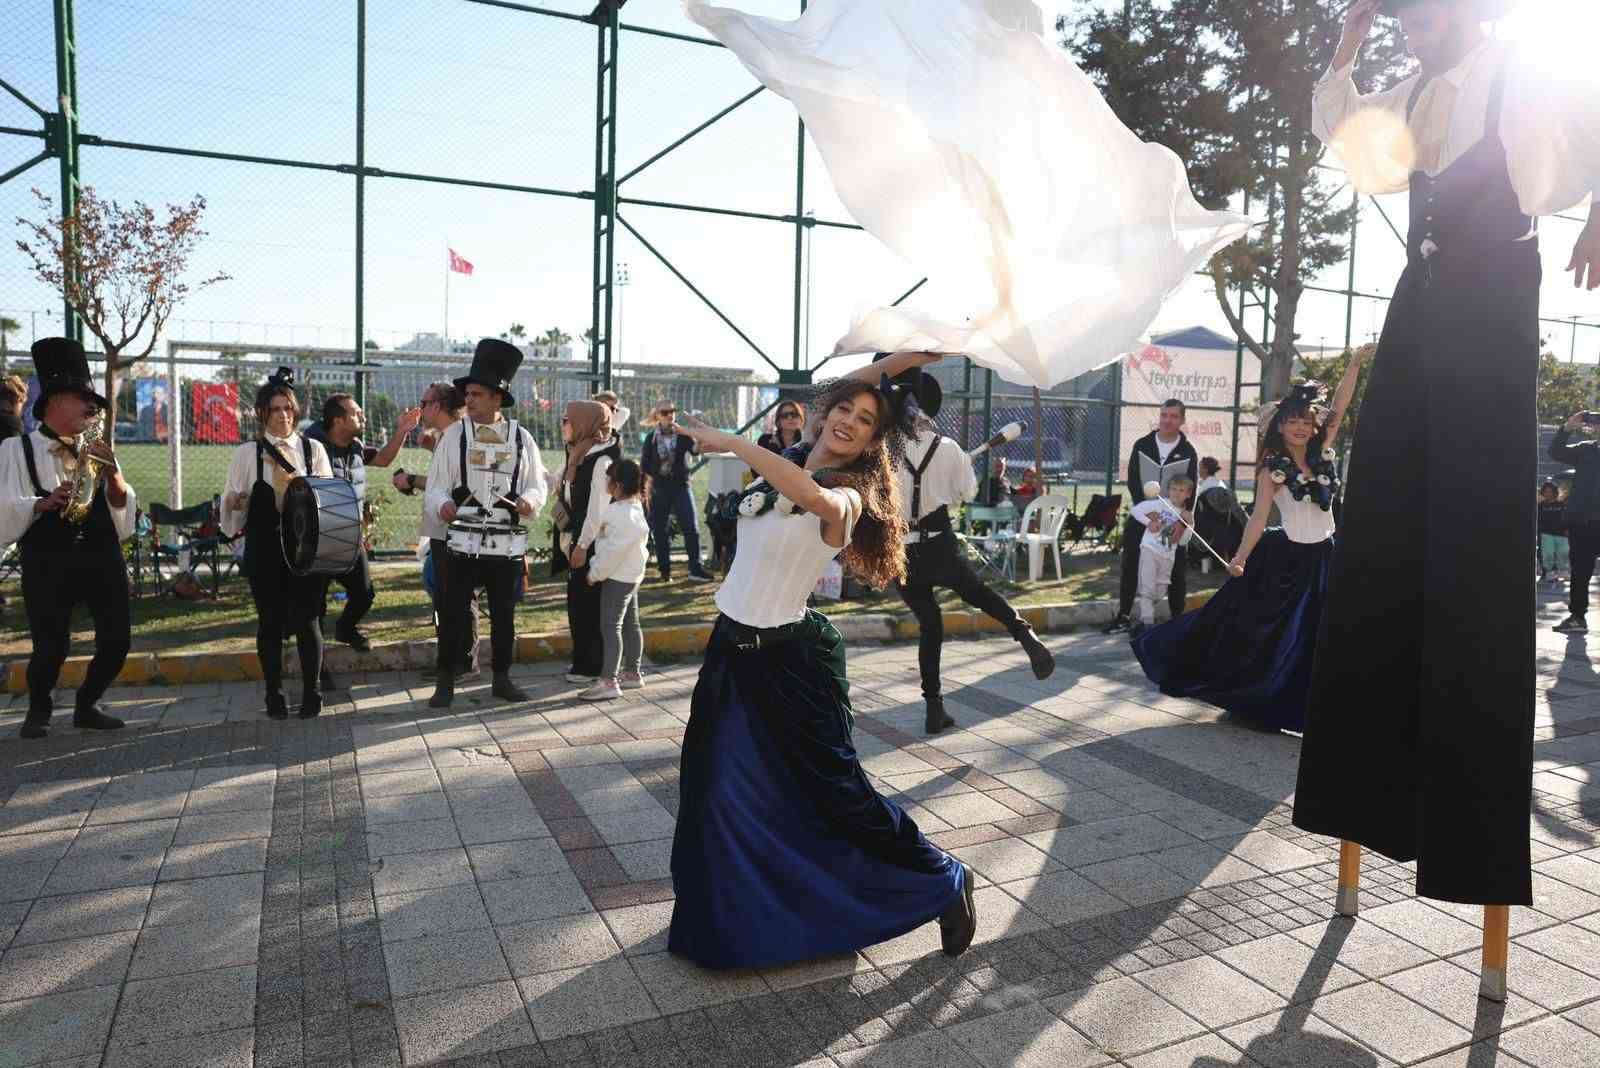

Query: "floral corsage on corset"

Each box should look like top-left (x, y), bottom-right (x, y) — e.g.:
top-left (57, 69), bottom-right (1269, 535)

top-left (717, 445), bottom-right (844, 524)
top-left (1265, 447), bottom-right (1340, 511)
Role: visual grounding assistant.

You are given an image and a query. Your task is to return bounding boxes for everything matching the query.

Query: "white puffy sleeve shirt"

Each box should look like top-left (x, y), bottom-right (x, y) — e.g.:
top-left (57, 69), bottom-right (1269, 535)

top-left (0, 430), bottom-right (139, 547)
top-left (423, 419), bottom-right (547, 527)
top-left (1312, 39), bottom-right (1600, 215)
top-left (219, 433), bottom-right (333, 540)
top-left (894, 433), bottom-right (979, 522)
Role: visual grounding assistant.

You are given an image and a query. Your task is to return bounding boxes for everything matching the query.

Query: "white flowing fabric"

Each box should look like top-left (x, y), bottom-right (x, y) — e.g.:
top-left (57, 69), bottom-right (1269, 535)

top-left (684, 0), bottom-right (1251, 389)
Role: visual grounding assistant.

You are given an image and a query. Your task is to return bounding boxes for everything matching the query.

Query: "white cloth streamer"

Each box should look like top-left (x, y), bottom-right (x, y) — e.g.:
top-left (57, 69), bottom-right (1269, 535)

top-left (684, 0), bottom-right (1252, 389)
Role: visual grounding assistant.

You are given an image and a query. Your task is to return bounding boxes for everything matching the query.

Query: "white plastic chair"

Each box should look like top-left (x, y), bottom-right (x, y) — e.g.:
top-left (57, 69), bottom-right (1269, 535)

top-left (1019, 494), bottom-right (1071, 581)
top-left (961, 504), bottom-right (1021, 581)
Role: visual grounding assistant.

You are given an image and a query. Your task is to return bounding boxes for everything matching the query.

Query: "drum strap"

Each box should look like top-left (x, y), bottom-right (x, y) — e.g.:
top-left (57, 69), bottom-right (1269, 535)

top-left (457, 419), bottom-right (525, 513)
top-left (255, 438), bottom-right (305, 484)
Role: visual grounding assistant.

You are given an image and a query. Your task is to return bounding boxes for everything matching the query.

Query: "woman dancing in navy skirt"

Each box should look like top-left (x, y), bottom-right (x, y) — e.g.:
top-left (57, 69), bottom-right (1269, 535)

top-left (668, 352), bottom-right (975, 970)
top-left (1132, 349), bottom-right (1366, 732)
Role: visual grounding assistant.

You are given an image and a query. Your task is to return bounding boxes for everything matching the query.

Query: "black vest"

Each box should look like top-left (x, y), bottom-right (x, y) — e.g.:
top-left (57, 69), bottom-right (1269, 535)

top-left (17, 432), bottom-right (119, 553)
top-left (1405, 59), bottom-right (1531, 265)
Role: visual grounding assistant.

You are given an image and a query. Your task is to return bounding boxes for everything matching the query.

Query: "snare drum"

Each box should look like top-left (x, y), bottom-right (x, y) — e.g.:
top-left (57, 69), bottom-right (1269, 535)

top-left (281, 476), bottom-right (363, 577)
top-left (446, 512), bottom-right (528, 559)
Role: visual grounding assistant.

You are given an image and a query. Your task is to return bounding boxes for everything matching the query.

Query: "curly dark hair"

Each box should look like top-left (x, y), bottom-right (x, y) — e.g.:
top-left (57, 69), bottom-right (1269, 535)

top-left (806, 377), bottom-right (907, 589)
top-left (1259, 382), bottom-right (1330, 473)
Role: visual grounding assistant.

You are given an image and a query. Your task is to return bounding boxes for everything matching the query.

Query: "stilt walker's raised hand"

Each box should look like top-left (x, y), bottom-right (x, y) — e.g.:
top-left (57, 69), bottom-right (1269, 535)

top-left (1567, 211), bottom-right (1600, 291)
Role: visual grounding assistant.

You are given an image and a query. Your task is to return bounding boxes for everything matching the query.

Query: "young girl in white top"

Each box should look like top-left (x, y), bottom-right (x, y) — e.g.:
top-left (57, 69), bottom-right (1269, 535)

top-left (581, 459), bottom-right (651, 700)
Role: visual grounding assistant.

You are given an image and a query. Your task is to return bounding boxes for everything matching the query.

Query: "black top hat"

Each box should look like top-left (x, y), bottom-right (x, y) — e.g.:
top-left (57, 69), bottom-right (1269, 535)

top-left (31, 337), bottom-right (109, 421)
top-left (1379, 0), bottom-right (1515, 17)
top-left (871, 353), bottom-right (943, 420)
top-left (454, 338), bottom-right (524, 408)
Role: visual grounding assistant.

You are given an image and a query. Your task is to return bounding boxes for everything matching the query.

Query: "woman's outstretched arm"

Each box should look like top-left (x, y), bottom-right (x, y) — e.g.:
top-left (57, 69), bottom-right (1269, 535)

top-left (677, 415), bottom-right (853, 531)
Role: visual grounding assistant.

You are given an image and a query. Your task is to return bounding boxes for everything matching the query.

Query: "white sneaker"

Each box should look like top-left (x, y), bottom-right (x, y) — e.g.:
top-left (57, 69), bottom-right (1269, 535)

top-left (619, 672), bottom-right (646, 691)
top-left (579, 679), bottom-right (622, 701)
top-left (566, 672), bottom-right (597, 684)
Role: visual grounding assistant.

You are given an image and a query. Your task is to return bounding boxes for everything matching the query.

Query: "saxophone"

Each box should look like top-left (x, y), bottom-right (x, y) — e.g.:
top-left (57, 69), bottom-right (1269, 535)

top-left (62, 419), bottom-right (108, 525)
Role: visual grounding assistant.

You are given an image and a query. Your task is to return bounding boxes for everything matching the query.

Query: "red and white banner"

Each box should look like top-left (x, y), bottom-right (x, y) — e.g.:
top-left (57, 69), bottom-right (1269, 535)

top-left (447, 248), bottom-right (474, 275)
top-left (190, 382), bottom-right (240, 444)
top-left (1117, 327), bottom-right (1259, 481)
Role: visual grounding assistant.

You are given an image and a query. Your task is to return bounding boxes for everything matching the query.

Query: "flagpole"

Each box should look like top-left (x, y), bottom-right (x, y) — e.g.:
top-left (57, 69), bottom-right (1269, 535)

top-left (443, 243), bottom-right (450, 355)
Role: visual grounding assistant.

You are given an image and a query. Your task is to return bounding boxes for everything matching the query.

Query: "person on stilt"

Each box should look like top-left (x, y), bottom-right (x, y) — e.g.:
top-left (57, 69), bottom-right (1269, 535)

top-left (220, 367), bottom-right (333, 720)
top-left (424, 339), bottom-right (548, 709)
top-left (1296, 0), bottom-right (1600, 907)
top-left (883, 355), bottom-right (1055, 735)
top-left (667, 352), bottom-right (976, 970)
top-left (0, 339), bottom-right (137, 738)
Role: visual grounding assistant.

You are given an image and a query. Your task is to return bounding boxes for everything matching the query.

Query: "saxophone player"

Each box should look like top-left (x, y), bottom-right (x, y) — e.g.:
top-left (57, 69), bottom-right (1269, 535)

top-left (0, 338), bottom-right (136, 739)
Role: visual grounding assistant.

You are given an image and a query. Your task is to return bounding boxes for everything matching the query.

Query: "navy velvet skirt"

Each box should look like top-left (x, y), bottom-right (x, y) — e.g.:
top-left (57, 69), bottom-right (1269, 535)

top-left (1132, 529), bottom-right (1333, 733)
top-left (668, 611), bottom-right (964, 970)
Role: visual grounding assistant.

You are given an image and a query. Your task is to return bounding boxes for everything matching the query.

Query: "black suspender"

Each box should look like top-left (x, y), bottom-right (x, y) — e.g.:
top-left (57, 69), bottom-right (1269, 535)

top-left (904, 436), bottom-right (941, 521)
top-left (457, 419), bottom-right (524, 508)
top-left (19, 433), bottom-right (45, 496)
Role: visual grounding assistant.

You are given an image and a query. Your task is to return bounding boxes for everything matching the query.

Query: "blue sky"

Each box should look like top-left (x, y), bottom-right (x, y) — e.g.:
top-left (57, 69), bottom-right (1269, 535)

top-left (1, 0), bottom-right (1596, 383)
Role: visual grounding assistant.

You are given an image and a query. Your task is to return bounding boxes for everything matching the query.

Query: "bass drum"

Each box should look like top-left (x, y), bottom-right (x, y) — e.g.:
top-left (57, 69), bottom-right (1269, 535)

top-left (281, 476), bottom-right (363, 577)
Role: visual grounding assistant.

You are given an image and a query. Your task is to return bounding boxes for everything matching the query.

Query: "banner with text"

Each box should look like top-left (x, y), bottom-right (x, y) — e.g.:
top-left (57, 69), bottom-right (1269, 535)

top-left (1117, 328), bottom-right (1257, 483)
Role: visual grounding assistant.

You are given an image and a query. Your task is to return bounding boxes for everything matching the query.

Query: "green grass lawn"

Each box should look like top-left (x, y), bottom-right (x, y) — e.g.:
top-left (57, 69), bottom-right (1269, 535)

top-left (0, 544), bottom-right (1227, 657)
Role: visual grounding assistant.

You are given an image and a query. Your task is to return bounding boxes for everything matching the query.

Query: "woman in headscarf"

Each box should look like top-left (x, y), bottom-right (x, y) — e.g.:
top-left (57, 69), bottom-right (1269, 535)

top-left (552, 399), bottom-right (620, 685)
top-left (220, 368), bottom-right (333, 720)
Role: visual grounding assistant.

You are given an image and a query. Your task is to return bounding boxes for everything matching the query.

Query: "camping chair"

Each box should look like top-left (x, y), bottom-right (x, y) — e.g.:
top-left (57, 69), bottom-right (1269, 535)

top-left (148, 500), bottom-right (229, 599)
top-left (1070, 493), bottom-right (1123, 549)
top-left (0, 541), bottom-right (18, 585)
top-left (1018, 494), bottom-right (1072, 581)
top-left (1192, 486), bottom-right (1246, 571)
top-left (960, 503), bottom-right (1021, 581)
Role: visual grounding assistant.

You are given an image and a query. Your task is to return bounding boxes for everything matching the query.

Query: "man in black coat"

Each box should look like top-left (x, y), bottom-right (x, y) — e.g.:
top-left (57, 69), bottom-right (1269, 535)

top-left (1551, 411), bottom-right (1600, 633)
top-left (1105, 399), bottom-right (1198, 633)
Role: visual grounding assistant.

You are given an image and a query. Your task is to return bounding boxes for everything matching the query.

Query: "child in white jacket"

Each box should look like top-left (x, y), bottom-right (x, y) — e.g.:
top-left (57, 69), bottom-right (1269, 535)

top-left (580, 459), bottom-right (651, 700)
top-left (1128, 477), bottom-right (1195, 635)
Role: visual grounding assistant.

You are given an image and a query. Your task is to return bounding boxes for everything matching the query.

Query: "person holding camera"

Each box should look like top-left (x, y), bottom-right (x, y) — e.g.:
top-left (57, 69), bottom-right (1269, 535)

top-left (1550, 411), bottom-right (1600, 634)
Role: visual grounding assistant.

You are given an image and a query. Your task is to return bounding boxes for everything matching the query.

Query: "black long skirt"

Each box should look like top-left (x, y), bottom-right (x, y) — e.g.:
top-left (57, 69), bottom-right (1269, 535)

top-left (1293, 243), bottom-right (1539, 905)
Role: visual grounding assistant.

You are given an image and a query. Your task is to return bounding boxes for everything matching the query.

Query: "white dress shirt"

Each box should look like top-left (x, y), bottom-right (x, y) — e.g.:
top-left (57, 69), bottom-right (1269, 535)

top-left (0, 430), bottom-right (138, 547)
top-left (586, 497), bottom-right (650, 585)
top-left (895, 432), bottom-right (978, 540)
top-left (1313, 38), bottom-right (1600, 215)
top-left (219, 433), bottom-right (333, 540)
top-left (424, 417), bottom-right (548, 530)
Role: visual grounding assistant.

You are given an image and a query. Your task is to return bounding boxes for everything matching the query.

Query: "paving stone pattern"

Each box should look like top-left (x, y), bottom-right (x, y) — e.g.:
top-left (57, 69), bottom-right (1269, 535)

top-left (1, 598), bottom-right (1599, 1067)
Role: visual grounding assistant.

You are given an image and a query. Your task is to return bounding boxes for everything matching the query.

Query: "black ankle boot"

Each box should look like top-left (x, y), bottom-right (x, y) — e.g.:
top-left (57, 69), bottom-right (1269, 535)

top-left (1013, 623), bottom-right (1056, 680)
top-left (940, 863), bottom-right (977, 957)
top-left (298, 693), bottom-right (322, 719)
top-left (492, 672), bottom-right (528, 702)
top-left (925, 696), bottom-right (955, 735)
top-left (264, 693), bottom-right (289, 720)
top-left (72, 706), bottom-right (125, 731)
top-left (428, 678), bottom-right (454, 709)
top-left (20, 715), bottom-right (49, 739)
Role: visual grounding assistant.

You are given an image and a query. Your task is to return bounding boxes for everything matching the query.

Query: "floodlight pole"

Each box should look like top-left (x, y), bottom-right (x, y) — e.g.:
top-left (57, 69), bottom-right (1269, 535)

top-left (591, 1), bottom-right (623, 391)
top-left (355, 0), bottom-right (368, 405)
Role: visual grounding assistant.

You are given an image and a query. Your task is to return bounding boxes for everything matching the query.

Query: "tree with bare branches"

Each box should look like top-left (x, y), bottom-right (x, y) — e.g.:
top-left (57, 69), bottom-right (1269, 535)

top-left (15, 186), bottom-right (229, 442)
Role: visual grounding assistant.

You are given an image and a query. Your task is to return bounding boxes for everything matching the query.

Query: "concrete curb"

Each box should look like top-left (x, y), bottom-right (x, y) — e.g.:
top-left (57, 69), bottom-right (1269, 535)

top-left (3, 590), bottom-right (1217, 694)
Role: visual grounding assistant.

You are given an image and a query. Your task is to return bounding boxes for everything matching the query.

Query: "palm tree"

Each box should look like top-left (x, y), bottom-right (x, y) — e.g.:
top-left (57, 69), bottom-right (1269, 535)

top-left (0, 317), bottom-right (18, 371)
top-left (540, 326), bottom-right (573, 360)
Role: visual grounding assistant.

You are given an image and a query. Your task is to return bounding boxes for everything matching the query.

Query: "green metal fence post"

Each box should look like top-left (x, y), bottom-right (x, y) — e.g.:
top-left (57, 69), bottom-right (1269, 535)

top-left (591, 3), bottom-right (621, 391)
top-left (52, 0), bottom-right (80, 342)
top-left (792, 0), bottom-right (807, 372)
top-left (354, 0), bottom-right (367, 404)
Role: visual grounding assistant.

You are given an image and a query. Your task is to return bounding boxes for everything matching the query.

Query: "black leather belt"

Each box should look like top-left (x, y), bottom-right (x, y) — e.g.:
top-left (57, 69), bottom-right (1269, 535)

top-left (717, 613), bottom-right (803, 652)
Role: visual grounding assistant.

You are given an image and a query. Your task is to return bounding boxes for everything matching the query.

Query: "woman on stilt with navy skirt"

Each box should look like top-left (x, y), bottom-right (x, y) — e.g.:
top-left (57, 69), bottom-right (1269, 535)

top-left (667, 352), bottom-right (976, 970)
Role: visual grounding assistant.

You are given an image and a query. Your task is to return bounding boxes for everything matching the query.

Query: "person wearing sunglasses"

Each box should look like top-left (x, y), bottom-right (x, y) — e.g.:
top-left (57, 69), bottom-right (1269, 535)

top-left (639, 402), bottom-right (713, 582)
top-left (757, 399), bottom-right (807, 455)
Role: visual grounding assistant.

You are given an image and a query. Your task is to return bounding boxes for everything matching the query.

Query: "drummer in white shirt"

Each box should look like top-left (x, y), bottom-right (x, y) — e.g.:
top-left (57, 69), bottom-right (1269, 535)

top-left (220, 367), bottom-right (333, 720)
top-left (422, 339), bottom-right (548, 709)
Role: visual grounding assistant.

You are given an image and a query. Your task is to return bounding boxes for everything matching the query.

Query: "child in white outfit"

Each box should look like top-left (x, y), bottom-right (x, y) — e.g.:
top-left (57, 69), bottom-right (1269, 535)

top-left (1128, 476), bottom-right (1195, 632)
top-left (581, 460), bottom-right (651, 700)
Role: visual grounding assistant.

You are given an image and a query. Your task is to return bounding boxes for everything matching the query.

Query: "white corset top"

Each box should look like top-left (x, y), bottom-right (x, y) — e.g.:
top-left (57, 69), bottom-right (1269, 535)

top-left (714, 494), bottom-right (852, 629)
top-left (1276, 485), bottom-right (1336, 544)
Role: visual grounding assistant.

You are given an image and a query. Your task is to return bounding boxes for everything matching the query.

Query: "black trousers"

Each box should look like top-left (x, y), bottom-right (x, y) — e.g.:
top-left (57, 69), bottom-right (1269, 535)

top-left (566, 564), bottom-right (605, 677)
top-left (1118, 517), bottom-right (1186, 618)
top-left (1566, 521), bottom-right (1600, 617)
top-left (247, 534), bottom-right (324, 701)
top-left (21, 542), bottom-right (132, 721)
top-left (896, 533), bottom-right (1022, 699)
top-left (436, 549), bottom-right (518, 675)
top-left (649, 478), bottom-right (704, 578)
top-left (319, 551), bottom-right (375, 635)
top-left (1296, 242), bottom-right (1540, 906)
top-left (429, 539), bottom-right (479, 671)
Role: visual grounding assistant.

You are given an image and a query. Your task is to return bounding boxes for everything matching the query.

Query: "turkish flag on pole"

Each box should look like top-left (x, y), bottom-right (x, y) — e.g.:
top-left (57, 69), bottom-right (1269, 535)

top-left (448, 248), bottom-right (474, 275)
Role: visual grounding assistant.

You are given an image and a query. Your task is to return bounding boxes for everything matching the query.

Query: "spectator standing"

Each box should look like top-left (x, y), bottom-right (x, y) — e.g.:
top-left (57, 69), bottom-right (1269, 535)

top-left (640, 401), bottom-right (712, 582)
top-left (581, 459), bottom-right (651, 701)
top-left (1550, 411), bottom-right (1600, 633)
top-left (757, 399), bottom-right (806, 454)
top-left (1106, 399), bottom-right (1198, 633)
top-left (0, 375), bottom-right (26, 443)
top-left (1539, 480), bottom-right (1569, 586)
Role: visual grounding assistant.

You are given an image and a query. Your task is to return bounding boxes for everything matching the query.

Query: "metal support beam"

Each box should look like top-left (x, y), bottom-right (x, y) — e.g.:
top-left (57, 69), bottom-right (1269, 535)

top-left (53, 0), bottom-right (80, 342)
top-left (792, 2), bottom-right (807, 373)
top-left (591, 2), bottom-right (621, 389)
top-left (0, 150), bottom-right (52, 188)
top-left (354, 0), bottom-right (367, 402)
top-left (619, 87), bottom-right (764, 185)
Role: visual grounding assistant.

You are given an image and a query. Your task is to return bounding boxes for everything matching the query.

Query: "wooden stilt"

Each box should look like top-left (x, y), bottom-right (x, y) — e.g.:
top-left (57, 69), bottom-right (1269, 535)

top-left (1336, 840), bottom-right (1361, 917)
top-left (1480, 905), bottom-right (1510, 1002)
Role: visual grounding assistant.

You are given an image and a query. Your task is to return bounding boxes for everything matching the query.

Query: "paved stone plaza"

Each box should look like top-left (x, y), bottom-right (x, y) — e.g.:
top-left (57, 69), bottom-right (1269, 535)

top-left (1, 605), bottom-right (1598, 1068)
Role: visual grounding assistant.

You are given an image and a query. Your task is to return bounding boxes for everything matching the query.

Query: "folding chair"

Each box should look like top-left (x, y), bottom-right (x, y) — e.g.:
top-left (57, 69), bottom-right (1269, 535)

top-left (1070, 493), bottom-right (1123, 549)
top-left (961, 504), bottom-right (1021, 581)
top-left (148, 500), bottom-right (229, 599)
top-left (1019, 494), bottom-right (1072, 581)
